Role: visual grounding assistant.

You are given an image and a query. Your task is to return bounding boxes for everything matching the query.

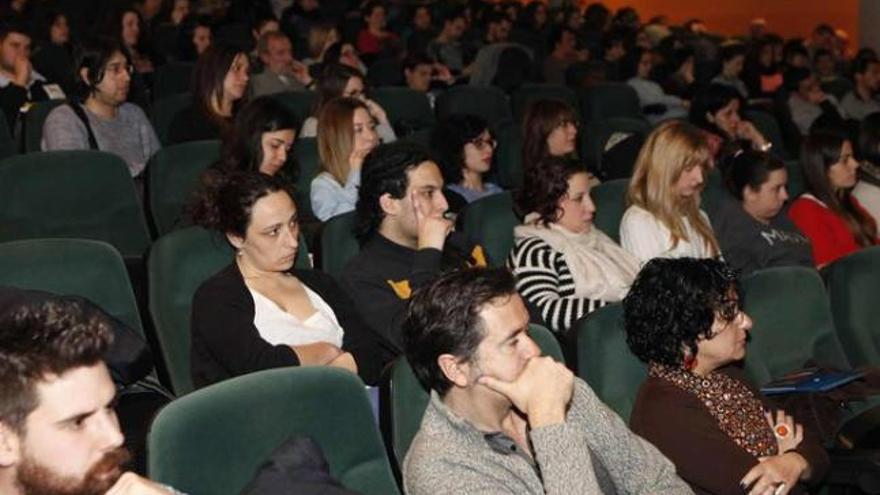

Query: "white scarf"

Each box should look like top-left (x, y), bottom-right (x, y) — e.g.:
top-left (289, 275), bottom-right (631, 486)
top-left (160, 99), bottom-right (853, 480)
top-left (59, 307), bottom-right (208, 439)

top-left (514, 213), bottom-right (640, 301)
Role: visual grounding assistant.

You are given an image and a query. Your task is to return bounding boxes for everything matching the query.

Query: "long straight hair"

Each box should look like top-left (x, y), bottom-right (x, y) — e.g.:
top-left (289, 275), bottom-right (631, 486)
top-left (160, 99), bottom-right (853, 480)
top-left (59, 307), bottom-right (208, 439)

top-left (317, 97), bottom-right (369, 185)
top-left (801, 131), bottom-right (877, 247)
top-left (628, 120), bottom-right (720, 255)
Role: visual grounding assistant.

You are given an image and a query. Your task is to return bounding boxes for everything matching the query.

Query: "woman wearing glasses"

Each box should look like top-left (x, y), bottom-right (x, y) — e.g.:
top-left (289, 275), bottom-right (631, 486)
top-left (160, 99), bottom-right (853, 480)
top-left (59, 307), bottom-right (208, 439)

top-left (42, 36), bottom-right (160, 179)
top-left (430, 114), bottom-right (503, 212)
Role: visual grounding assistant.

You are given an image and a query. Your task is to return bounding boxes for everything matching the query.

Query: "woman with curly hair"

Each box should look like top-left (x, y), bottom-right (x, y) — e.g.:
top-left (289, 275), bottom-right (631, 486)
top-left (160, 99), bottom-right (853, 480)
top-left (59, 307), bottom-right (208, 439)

top-left (521, 99), bottom-right (579, 169)
top-left (624, 257), bottom-right (829, 495)
top-left (188, 171), bottom-right (396, 389)
top-left (430, 114), bottom-right (503, 212)
top-left (789, 130), bottom-right (878, 267)
top-left (620, 120), bottom-right (721, 262)
top-left (508, 155), bottom-right (639, 333)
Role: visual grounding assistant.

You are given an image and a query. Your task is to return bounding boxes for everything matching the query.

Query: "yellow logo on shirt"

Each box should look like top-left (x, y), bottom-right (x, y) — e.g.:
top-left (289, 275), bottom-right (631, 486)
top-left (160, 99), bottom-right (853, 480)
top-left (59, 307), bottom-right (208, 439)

top-left (387, 279), bottom-right (412, 299)
top-left (471, 245), bottom-right (488, 267)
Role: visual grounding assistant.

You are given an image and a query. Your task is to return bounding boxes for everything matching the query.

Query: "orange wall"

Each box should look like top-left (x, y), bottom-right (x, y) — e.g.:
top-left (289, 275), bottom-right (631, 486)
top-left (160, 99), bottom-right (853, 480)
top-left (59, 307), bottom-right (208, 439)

top-left (598, 0), bottom-right (858, 41)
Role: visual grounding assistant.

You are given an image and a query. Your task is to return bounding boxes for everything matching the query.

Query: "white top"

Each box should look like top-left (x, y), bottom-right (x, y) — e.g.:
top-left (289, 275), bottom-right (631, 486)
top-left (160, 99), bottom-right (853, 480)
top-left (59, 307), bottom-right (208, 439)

top-left (248, 285), bottom-right (344, 348)
top-left (310, 169), bottom-right (360, 221)
top-left (620, 205), bottom-right (717, 263)
top-left (300, 115), bottom-right (397, 143)
top-left (853, 181), bottom-right (880, 226)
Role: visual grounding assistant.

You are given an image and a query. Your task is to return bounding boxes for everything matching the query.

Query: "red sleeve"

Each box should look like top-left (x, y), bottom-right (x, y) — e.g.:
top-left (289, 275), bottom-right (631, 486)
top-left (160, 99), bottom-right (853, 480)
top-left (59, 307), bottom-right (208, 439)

top-left (788, 198), bottom-right (856, 266)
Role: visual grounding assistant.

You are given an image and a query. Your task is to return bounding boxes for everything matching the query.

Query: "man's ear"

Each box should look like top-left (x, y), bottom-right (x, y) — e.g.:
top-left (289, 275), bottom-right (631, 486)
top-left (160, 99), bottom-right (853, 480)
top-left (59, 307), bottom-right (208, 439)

top-left (0, 423), bottom-right (21, 468)
top-left (79, 67), bottom-right (91, 87)
top-left (437, 354), bottom-right (472, 389)
top-left (705, 111), bottom-right (716, 123)
top-left (378, 192), bottom-right (400, 217)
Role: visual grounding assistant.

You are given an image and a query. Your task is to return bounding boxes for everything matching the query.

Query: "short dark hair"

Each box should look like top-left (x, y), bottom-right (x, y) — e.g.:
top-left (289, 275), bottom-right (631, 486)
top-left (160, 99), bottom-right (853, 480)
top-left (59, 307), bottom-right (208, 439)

top-left (623, 257), bottom-right (741, 367)
top-left (853, 56), bottom-right (879, 77)
top-left (689, 83), bottom-right (742, 136)
top-left (402, 50), bottom-right (434, 71)
top-left (0, 298), bottom-right (113, 433)
top-left (73, 36), bottom-right (129, 100)
top-left (354, 141), bottom-right (434, 244)
top-left (216, 96), bottom-right (300, 176)
top-left (721, 150), bottom-right (785, 200)
top-left (0, 19), bottom-right (29, 41)
top-left (719, 43), bottom-right (746, 63)
top-left (403, 267), bottom-right (518, 395)
top-left (516, 155), bottom-right (585, 224)
top-left (430, 114), bottom-right (490, 186)
top-left (189, 171), bottom-right (295, 239)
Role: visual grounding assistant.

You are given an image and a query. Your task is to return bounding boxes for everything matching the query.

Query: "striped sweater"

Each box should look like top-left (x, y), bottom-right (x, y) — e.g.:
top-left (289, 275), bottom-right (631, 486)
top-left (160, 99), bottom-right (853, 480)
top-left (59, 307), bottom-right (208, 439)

top-left (507, 236), bottom-right (607, 333)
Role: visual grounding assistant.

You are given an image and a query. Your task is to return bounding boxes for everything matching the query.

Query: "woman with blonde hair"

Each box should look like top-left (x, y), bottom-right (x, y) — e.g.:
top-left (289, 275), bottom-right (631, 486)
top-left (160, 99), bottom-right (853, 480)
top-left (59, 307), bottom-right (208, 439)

top-left (620, 120), bottom-right (721, 262)
top-left (310, 97), bottom-right (379, 221)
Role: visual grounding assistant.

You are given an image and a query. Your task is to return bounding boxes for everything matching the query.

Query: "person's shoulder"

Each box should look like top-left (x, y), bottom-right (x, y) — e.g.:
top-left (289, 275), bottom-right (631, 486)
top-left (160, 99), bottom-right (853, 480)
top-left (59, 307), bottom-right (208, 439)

top-left (192, 262), bottom-right (240, 303)
top-left (789, 194), bottom-right (826, 215)
top-left (118, 102), bottom-right (150, 120)
top-left (621, 204), bottom-right (654, 224)
top-left (45, 101), bottom-right (77, 121)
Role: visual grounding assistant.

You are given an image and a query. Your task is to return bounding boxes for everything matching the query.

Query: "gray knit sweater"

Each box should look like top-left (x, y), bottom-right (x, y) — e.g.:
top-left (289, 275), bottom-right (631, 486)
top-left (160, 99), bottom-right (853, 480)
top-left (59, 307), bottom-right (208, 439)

top-left (404, 379), bottom-right (693, 495)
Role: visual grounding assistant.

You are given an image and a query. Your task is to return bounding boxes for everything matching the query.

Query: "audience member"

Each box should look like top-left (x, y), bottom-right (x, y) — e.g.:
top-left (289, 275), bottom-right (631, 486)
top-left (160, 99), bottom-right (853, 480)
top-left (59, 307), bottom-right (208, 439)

top-left (189, 171), bottom-right (396, 388)
top-left (402, 51), bottom-right (453, 108)
top-left (341, 141), bottom-right (487, 351)
top-left (789, 131), bottom-right (878, 266)
top-left (690, 84), bottom-right (770, 158)
top-left (430, 113), bottom-right (502, 210)
top-left (854, 113), bottom-right (880, 223)
top-left (175, 14), bottom-right (212, 62)
top-left (785, 67), bottom-right (846, 136)
top-left (167, 0), bottom-right (191, 26)
top-left (0, 295), bottom-right (180, 495)
top-left (783, 40), bottom-right (810, 70)
top-left (621, 121), bottom-right (720, 262)
top-left (302, 21), bottom-right (339, 67)
top-left (661, 47), bottom-right (696, 100)
top-left (300, 63), bottom-right (394, 141)
top-left (169, 44), bottom-right (249, 144)
top-left (428, 7), bottom-right (469, 75)
top-left (404, 4), bottom-right (436, 54)
top-left (401, 267), bottom-right (691, 494)
top-left (214, 96), bottom-right (298, 176)
top-left (510, 156), bottom-right (638, 333)
top-left (522, 98), bottom-right (579, 170)
top-left (543, 27), bottom-right (583, 86)
top-left (841, 57), bottom-right (880, 121)
top-left (813, 48), bottom-right (840, 84)
top-left (743, 37), bottom-right (784, 99)
top-left (356, 1), bottom-right (399, 59)
top-left (711, 150), bottom-right (812, 275)
top-left (625, 257), bottom-right (829, 495)
top-left (111, 7), bottom-right (160, 76)
top-left (30, 10), bottom-right (74, 96)
top-left (251, 31), bottom-right (314, 97)
top-left (711, 43), bottom-right (749, 99)
top-left (42, 36), bottom-right (160, 179)
top-left (321, 41), bottom-right (368, 74)
top-left (623, 47), bottom-right (688, 125)
top-left (0, 20), bottom-right (64, 129)
top-left (311, 97), bottom-right (379, 221)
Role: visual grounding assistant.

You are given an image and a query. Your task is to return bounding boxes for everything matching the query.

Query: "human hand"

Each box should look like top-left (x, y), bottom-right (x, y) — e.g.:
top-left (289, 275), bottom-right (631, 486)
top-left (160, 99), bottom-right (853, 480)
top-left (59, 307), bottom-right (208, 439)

top-left (741, 453), bottom-right (808, 495)
top-left (736, 121), bottom-right (768, 147)
top-left (432, 63), bottom-right (454, 84)
top-left (412, 188), bottom-right (452, 250)
top-left (328, 351), bottom-right (358, 374)
top-left (292, 342), bottom-right (344, 365)
top-left (291, 59), bottom-right (313, 86)
top-left (349, 146), bottom-right (370, 171)
top-left (807, 87), bottom-right (827, 105)
top-left (105, 472), bottom-right (174, 494)
top-left (362, 98), bottom-right (389, 124)
top-left (765, 409), bottom-right (803, 454)
top-left (478, 356), bottom-right (574, 428)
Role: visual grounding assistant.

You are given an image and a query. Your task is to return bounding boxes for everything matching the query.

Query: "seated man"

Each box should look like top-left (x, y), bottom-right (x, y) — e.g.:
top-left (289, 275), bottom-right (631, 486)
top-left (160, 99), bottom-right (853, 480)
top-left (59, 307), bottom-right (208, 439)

top-left (0, 295), bottom-right (179, 494)
top-left (841, 57), bottom-right (880, 121)
top-left (341, 141), bottom-right (487, 352)
top-left (0, 20), bottom-right (65, 129)
top-left (785, 67), bottom-right (846, 135)
top-left (42, 36), bottom-right (160, 178)
top-left (401, 267), bottom-right (691, 494)
top-left (250, 31), bottom-right (314, 97)
top-left (403, 51), bottom-right (453, 109)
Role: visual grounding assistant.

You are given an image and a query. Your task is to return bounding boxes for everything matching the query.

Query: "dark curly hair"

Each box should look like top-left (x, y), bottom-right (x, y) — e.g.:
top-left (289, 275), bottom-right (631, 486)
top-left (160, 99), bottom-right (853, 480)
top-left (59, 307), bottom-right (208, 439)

top-left (354, 141), bottom-right (434, 245)
top-left (430, 114), bottom-right (490, 186)
top-left (216, 96), bottom-right (300, 176)
top-left (623, 258), bottom-right (742, 367)
top-left (515, 155), bottom-right (586, 224)
top-left (0, 297), bottom-right (113, 433)
top-left (403, 267), bottom-right (517, 395)
top-left (189, 171), bottom-right (295, 239)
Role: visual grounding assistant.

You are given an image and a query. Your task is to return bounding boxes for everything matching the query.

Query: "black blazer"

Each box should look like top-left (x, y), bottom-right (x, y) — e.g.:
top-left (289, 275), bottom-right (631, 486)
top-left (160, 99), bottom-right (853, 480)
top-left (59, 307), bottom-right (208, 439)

top-left (190, 263), bottom-right (398, 389)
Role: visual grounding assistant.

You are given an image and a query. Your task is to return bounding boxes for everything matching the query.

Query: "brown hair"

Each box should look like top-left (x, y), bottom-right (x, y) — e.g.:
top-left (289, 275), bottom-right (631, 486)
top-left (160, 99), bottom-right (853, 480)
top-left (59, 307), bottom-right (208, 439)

top-left (317, 97), bottom-right (370, 185)
top-left (522, 99), bottom-right (579, 169)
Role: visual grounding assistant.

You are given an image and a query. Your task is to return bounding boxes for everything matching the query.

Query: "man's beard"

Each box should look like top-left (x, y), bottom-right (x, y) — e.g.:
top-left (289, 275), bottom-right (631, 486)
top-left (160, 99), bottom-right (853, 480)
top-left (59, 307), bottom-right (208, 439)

top-left (15, 447), bottom-right (130, 495)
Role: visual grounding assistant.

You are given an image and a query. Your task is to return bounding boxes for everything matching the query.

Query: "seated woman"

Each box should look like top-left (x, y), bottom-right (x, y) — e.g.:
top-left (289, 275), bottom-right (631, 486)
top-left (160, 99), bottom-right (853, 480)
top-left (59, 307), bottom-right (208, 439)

top-left (169, 45), bottom-right (249, 144)
top-left (430, 114), bottom-right (503, 211)
top-left (789, 131), bottom-right (878, 267)
top-left (189, 172), bottom-right (396, 389)
top-left (509, 156), bottom-right (639, 334)
top-left (622, 47), bottom-right (688, 125)
top-left (299, 63), bottom-right (394, 142)
top-left (621, 121), bottom-right (721, 262)
top-left (356, 1), bottom-right (400, 59)
top-left (175, 14), bottom-right (213, 62)
top-left (214, 96), bottom-right (299, 176)
top-left (711, 150), bottom-right (813, 275)
top-left (522, 98), bottom-right (579, 169)
top-left (690, 83), bottom-right (771, 159)
top-left (310, 97), bottom-right (379, 221)
top-left (625, 257), bottom-right (829, 495)
top-left (853, 112), bottom-right (880, 224)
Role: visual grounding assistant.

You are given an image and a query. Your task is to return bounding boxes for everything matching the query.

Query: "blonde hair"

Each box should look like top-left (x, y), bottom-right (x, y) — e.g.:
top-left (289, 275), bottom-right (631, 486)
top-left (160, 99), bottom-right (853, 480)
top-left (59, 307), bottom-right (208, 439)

top-left (627, 121), bottom-right (720, 255)
top-left (317, 97), bottom-right (368, 185)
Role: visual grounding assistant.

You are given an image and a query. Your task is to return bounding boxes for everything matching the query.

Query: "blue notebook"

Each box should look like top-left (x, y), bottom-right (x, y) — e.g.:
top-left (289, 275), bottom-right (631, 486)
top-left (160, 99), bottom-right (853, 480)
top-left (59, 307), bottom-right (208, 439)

top-left (761, 368), bottom-right (865, 395)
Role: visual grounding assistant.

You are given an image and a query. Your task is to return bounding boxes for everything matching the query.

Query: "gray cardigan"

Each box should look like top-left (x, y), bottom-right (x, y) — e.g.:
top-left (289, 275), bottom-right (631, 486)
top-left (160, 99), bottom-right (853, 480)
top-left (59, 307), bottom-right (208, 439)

top-left (404, 379), bottom-right (693, 495)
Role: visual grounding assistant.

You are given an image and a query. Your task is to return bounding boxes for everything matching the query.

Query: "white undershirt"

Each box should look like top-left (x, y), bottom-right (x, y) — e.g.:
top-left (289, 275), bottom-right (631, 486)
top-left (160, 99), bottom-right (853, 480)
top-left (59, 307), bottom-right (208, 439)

top-left (248, 285), bottom-right (344, 348)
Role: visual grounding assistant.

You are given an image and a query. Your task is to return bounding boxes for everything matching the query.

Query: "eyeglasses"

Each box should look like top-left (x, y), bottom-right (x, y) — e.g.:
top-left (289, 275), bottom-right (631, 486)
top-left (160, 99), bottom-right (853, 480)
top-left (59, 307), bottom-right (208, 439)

top-left (470, 136), bottom-right (497, 150)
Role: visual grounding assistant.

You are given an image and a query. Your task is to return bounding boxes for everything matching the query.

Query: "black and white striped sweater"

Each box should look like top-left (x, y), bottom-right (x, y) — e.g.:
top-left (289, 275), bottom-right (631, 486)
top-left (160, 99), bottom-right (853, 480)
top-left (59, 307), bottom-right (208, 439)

top-left (507, 236), bottom-right (607, 334)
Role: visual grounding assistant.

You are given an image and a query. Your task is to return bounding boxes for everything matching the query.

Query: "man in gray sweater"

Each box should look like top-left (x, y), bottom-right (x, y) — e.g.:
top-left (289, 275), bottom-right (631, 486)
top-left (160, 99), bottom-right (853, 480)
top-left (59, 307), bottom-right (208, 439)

top-left (401, 267), bottom-right (692, 495)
